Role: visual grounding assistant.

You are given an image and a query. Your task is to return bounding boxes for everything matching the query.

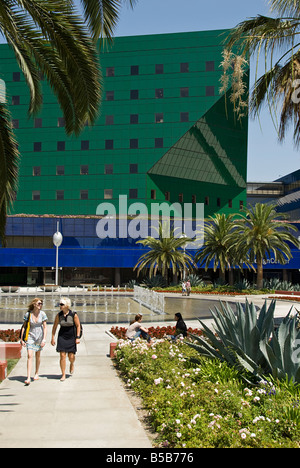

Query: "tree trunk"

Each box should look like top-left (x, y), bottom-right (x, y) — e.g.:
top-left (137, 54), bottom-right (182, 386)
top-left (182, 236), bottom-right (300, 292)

top-left (256, 257), bottom-right (264, 289)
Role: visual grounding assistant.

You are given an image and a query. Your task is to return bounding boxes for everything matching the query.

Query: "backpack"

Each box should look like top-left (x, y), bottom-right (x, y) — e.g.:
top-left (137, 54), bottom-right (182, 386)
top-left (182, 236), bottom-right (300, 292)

top-left (20, 313), bottom-right (31, 342)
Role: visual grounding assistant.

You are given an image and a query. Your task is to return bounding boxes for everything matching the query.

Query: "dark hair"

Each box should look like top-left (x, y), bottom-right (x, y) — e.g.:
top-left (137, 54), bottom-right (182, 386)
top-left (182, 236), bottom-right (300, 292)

top-left (175, 313), bottom-right (183, 321)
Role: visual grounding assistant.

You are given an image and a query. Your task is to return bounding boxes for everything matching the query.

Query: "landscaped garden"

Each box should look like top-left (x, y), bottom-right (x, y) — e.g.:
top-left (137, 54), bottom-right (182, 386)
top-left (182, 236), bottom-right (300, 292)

top-left (112, 300), bottom-right (300, 448)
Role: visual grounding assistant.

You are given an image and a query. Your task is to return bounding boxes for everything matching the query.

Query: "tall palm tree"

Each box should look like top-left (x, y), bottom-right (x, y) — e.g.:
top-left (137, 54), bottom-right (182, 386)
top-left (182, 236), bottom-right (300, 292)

top-left (194, 213), bottom-right (240, 283)
top-left (134, 222), bottom-right (196, 284)
top-left (223, 0), bottom-right (300, 146)
top-left (232, 203), bottom-right (299, 289)
top-left (0, 0), bottom-right (136, 243)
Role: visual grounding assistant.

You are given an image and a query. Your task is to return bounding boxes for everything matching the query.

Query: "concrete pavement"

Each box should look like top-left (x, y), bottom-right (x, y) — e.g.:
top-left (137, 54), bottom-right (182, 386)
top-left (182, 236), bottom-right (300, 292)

top-left (0, 324), bottom-right (152, 448)
top-left (0, 293), bottom-right (298, 448)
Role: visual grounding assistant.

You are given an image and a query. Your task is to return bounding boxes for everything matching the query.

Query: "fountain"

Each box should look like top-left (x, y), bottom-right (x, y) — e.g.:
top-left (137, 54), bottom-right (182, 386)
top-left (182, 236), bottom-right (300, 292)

top-left (133, 286), bottom-right (165, 315)
top-left (0, 285), bottom-right (235, 325)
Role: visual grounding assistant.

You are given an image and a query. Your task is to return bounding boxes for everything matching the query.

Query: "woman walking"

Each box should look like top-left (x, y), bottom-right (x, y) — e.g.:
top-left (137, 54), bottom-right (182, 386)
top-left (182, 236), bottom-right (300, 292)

top-left (20, 298), bottom-right (48, 386)
top-left (51, 297), bottom-right (81, 381)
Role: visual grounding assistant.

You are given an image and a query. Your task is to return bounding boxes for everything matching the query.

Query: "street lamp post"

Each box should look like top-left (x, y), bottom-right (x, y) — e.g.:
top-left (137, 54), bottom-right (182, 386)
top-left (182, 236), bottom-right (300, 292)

top-left (53, 221), bottom-right (63, 286)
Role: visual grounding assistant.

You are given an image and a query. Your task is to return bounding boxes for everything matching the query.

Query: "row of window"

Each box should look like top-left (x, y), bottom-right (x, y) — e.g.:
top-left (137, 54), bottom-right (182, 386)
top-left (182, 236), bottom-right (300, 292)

top-left (10, 86), bottom-right (215, 107)
top-left (10, 62), bottom-right (216, 83)
top-left (29, 189), bottom-right (244, 209)
top-left (32, 164), bottom-right (139, 176)
top-left (30, 138), bottom-right (165, 152)
top-left (12, 112), bottom-right (190, 130)
top-left (106, 62), bottom-right (215, 76)
top-left (106, 86), bottom-right (215, 101)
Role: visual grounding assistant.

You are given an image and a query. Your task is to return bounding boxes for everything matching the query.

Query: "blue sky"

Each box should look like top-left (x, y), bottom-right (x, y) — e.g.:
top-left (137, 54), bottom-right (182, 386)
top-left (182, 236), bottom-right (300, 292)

top-left (111, 0), bottom-right (299, 182)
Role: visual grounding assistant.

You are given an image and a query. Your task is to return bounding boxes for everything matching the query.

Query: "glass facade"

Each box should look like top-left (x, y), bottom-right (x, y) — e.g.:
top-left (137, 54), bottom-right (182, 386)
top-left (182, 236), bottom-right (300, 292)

top-left (0, 29), bottom-right (248, 218)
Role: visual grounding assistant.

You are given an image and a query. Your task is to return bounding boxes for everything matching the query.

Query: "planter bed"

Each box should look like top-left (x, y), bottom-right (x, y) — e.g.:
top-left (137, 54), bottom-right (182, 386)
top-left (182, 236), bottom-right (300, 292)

top-left (0, 342), bottom-right (22, 359)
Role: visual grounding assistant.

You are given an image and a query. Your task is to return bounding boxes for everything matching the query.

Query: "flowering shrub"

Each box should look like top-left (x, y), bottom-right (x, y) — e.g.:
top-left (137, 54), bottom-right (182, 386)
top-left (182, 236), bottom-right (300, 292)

top-left (110, 326), bottom-right (204, 340)
top-left (0, 329), bottom-right (21, 342)
top-left (114, 339), bottom-right (300, 448)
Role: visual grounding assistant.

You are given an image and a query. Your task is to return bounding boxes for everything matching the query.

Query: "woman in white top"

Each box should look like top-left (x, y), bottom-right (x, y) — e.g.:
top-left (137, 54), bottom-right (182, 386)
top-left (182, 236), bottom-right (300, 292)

top-left (126, 314), bottom-right (151, 342)
top-left (21, 297), bottom-right (48, 386)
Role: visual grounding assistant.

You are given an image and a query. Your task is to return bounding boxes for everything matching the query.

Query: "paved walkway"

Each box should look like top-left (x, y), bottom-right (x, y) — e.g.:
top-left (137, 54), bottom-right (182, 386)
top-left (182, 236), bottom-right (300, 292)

top-left (0, 293), bottom-right (298, 448)
top-left (0, 324), bottom-right (152, 448)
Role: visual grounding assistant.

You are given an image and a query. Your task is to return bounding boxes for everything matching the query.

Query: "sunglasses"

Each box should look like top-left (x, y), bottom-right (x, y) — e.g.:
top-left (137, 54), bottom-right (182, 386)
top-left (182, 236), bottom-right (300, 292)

top-left (37, 302), bottom-right (43, 306)
top-left (59, 303), bottom-right (66, 306)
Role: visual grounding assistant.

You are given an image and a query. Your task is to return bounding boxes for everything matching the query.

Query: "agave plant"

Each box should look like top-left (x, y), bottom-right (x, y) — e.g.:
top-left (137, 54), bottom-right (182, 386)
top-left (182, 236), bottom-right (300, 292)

top-left (260, 311), bottom-right (300, 383)
top-left (188, 300), bottom-right (275, 378)
top-left (189, 299), bottom-right (300, 383)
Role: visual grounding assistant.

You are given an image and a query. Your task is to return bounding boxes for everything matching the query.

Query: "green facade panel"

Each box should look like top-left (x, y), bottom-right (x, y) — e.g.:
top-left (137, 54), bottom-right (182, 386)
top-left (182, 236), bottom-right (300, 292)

top-left (0, 29), bottom-right (248, 218)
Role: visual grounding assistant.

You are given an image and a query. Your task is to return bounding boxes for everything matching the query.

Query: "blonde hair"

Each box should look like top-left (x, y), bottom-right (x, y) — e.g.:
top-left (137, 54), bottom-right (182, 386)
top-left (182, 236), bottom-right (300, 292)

top-left (28, 297), bottom-right (43, 312)
top-left (60, 297), bottom-right (72, 308)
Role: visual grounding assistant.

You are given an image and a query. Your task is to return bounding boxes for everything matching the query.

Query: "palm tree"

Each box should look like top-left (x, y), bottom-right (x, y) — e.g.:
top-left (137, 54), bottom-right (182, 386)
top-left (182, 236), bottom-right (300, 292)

top-left (222, 0), bottom-right (300, 146)
top-left (0, 0), bottom-right (136, 243)
top-left (232, 203), bottom-right (299, 289)
top-left (194, 213), bottom-right (241, 283)
top-left (134, 222), bottom-right (196, 284)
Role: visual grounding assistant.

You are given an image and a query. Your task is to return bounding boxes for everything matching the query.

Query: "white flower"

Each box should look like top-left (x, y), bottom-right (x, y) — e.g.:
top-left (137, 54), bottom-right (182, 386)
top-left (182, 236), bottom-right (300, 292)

top-left (175, 419), bottom-right (181, 424)
top-left (241, 433), bottom-right (247, 439)
top-left (176, 432), bottom-right (182, 438)
top-left (253, 396), bottom-right (260, 402)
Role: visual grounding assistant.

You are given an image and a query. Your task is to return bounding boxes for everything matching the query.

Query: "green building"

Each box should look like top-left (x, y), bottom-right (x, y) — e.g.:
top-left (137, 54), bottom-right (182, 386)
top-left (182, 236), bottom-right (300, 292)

top-left (2, 29), bottom-right (248, 219)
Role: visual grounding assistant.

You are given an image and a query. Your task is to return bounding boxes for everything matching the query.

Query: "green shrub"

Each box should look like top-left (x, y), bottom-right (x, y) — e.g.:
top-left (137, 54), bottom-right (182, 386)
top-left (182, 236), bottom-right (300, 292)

top-left (114, 338), bottom-right (300, 448)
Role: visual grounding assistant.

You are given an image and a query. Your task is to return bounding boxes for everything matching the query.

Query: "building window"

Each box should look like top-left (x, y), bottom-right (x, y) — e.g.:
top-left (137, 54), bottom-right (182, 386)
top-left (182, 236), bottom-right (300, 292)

top-left (155, 138), bottom-right (163, 148)
top-left (165, 191), bottom-right (170, 201)
top-left (206, 86), bottom-right (215, 97)
top-left (206, 61), bottom-right (215, 72)
top-left (131, 65), bottom-right (139, 75)
top-left (80, 190), bottom-right (89, 200)
top-left (80, 165), bottom-right (89, 175)
top-left (33, 166), bottom-right (41, 176)
top-left (13, 72), bottom-right (20, 82)
top-left (130, 114), bottom-right (139, 124)
top-left (129, 188), bottom-right (138, 199)
top-left (130, 139), bottom-right (138, 149)
top-left (81, 140), bottom-right (89, 150)
top-left (180, 112), bottom-right (189, 122)
top-left (104, 189), bottom-right (113, 199)
top-left (105, 139), bottom-right (114, 150)
top-left (106, 91), bottom-right (114, 101)
top-left (151, 189), bottom-right (156, 200)
top-left (32, 191), bottom-right (40, 201)
top-left (12, 95), bottom-right (20, 105)
top-left (130, 164), bottom-right (138, 174)
top-left (205, 196), bottom-right (209, 206)
top-left (57, 141), bottom-right (65, 151)
top-left (56, 166), bottom-right (65, 176)
top-left (106, 67), bottom-right (115, 77)
top-left (57, 117), bottom-right (65, 127)
top-left (228, 199), bottom-right (232, 208)
top-left (12, 119), bottom-right (19, 129)
top-left (130, 89), bottom-right (139, 100)
top-left (155, 64), bottom-right (164, 74)
top-left (34, 118), bottom-right (42, 128)
top-left (180, 87), bottom-right (189, 97)
top-left (155, 113), bottom-right (164, 123)
top-left (105, 115), bottom-right (114, 125)
top-left (178, 193), bottom-right (183, 203)
top-left (217, 197), bottom-right (221, 207)
top-left (180, 63), bottom-right (189, 73)
top-left (34, 142), bottom-right (42, 152)
top-left (56, 190), bottom-right (64, 200)
top-left (105, 164), bottom-right (113, 175)
top-left (155, 88), bottom-right (164, 99)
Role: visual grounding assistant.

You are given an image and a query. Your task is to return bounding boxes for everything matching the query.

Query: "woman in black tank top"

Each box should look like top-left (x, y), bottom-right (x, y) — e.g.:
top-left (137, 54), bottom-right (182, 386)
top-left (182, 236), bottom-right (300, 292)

top-left (51, 297), bottom-right (81, 381)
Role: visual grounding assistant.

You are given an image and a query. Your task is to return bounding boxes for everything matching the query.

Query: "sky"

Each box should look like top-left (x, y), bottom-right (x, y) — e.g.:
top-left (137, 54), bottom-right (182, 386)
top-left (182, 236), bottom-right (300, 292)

top-left (106, 0), bottom-right (300, 182)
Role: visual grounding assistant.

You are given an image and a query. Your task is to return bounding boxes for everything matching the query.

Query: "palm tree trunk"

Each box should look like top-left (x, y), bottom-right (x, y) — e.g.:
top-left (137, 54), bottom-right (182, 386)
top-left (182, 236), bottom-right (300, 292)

top-left (256, 257), bottom-right (264, 289)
